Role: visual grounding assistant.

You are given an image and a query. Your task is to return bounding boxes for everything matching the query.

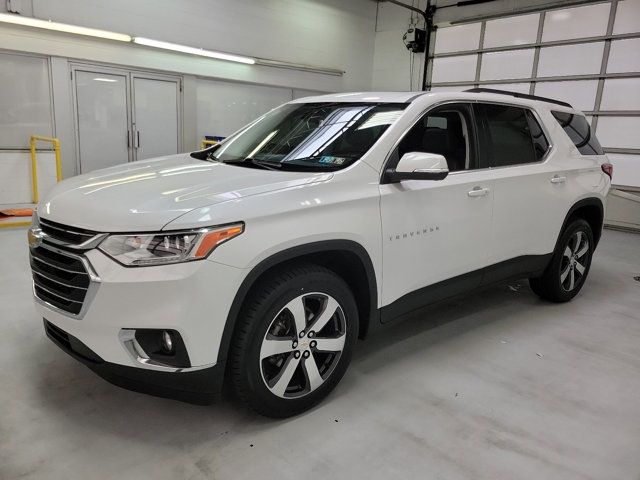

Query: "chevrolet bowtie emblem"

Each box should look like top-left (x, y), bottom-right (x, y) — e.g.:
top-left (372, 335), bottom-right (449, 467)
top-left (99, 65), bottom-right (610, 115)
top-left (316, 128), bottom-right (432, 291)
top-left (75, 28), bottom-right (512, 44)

top-left (27, 227), bottom-right (44, 249)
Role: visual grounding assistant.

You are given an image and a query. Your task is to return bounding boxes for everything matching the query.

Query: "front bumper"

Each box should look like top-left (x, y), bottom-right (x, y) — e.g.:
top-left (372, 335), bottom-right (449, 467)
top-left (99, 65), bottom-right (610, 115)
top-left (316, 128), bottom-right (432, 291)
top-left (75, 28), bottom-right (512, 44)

top-left (44, 319), bottom-right (223, 404)
top-left (34, 247), bottom-right (245, 367)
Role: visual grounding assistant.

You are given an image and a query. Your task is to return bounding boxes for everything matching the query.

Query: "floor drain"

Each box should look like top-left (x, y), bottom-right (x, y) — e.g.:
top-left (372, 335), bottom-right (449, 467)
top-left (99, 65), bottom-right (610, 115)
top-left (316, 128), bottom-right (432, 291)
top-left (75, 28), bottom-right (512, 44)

top-left (635, 276), bottom-right (640, 282)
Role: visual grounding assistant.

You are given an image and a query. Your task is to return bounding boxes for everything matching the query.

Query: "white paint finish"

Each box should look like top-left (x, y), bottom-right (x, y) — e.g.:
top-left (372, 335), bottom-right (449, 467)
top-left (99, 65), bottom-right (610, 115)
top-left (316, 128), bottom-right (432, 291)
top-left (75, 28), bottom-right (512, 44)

top-left (0, 52), bottom-right (53, 149)
top-left (289, 92), bottom-right (424, 104)
top-left (537, 42), bottom-right (605, 77)
top-left (380, 172), bottom-right (495, 304)
top-left (31, 90), bottom-right (612, 369)
top-left (600, 78), bottom-right (640, 110)
top-left (74, 70), bottom-right (130, 173)
top-left (0, 151), bottom-right (56, 204)
top-left (196, 79), bottom-right (292, 139)
top-left (534, 80), bottom-right (599, 112)
top-left (542, 2), bottom-right (610, 42)
top-left (132, 77), bottom-right (179, 161)
top-left (606, 153), bottom-right (640, 187)
top-left (480, 49), bottom-right (535, 81)
top-left (606, 38), bottom-right (640, 73)
top-left (431, 55), bottom-right (478, 83)
top-left (483, 13), bottom-right (540, 48)
top-left (488, 106), bottom-right (606, 263)
top-left (596, 116), bottom-right (640, 149)
top-left (482, 83), bottom-right (531, 94)
top-left (434, 23), bottom-right (482, 54)
top-left (38, 154), bottom-right (333, 232)
top-left (613, 0), bottom-right (640, 34)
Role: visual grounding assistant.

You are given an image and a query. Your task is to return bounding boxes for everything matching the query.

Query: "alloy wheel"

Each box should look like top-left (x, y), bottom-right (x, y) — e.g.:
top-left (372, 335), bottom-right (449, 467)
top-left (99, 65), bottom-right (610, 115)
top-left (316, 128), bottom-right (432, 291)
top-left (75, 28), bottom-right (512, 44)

top-left (560, 231), bottom-right (590, 292)
top-left (259, 293), bottom-right (346, 399)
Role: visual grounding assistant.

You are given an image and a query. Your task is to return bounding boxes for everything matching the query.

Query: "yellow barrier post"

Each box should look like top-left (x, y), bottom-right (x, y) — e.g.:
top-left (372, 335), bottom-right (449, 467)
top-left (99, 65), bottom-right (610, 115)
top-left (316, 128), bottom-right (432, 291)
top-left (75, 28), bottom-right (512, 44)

top-left (29, 137), bottom-right (39, 204)
top-left (0, 135), bottom-right (62, 228)
top-left (29, 135), bottom-right (63, 204)
top-left (200, 139), bottom-right (218, 150)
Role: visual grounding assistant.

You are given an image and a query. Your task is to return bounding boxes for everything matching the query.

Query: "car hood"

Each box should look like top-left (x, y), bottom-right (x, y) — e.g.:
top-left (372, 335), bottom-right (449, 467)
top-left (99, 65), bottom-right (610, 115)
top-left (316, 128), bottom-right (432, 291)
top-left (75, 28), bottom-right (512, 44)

top-left (38, 154), bottom-right (333, 232)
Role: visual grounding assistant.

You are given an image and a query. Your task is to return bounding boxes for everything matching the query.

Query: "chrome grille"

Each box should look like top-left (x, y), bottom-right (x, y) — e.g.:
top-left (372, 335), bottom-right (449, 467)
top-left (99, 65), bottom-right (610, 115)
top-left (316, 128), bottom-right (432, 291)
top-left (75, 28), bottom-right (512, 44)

top-left (30, 246), bottom-right (90, 315)
top-left (39, 219), bottom-right (98, 246)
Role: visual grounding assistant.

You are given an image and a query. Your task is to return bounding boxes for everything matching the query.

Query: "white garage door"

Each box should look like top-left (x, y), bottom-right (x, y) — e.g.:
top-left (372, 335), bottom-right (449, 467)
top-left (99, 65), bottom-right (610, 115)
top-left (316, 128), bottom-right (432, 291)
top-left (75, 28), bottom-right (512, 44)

top-left (429, 0), bottom-right (640, 189)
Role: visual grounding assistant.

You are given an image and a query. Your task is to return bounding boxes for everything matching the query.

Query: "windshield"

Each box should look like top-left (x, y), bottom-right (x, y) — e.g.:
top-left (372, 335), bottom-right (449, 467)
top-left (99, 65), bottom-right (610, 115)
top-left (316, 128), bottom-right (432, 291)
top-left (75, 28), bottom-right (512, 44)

top-left (197, 102), bottom-right (407, 171)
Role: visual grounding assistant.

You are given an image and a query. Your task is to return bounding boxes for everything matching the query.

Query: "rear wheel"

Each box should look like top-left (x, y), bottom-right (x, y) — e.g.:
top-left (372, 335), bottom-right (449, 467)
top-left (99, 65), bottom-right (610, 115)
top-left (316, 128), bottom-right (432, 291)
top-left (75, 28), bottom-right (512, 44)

top-left (529, 219), bottom-right (594, 302)
top-left (229, 264), bottom-right (358, 417)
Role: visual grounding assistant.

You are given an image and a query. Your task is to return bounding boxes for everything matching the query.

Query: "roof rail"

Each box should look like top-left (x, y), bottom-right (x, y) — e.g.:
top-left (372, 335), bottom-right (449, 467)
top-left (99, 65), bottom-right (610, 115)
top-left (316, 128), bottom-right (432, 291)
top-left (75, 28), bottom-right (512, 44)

top-left (464, 88), bottom-right (573, 109)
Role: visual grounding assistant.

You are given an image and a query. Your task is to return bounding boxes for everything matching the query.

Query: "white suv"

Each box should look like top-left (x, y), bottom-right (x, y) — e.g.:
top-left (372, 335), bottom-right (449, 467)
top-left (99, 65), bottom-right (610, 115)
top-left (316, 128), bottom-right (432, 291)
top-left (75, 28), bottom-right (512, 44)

top-left (29, 89), bottom-right (612, 417)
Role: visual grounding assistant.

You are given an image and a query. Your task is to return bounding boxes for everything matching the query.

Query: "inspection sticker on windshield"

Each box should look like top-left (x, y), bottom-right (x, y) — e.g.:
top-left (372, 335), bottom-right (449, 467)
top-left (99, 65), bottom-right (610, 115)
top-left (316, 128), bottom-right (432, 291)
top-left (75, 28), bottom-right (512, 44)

top-left (318, 156), bottom-right (347, 165)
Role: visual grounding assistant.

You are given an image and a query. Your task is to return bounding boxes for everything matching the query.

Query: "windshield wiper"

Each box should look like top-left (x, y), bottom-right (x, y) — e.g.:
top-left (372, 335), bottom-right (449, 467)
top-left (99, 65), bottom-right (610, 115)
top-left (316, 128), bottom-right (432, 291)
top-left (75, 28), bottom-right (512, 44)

top-left (223, 158), bottom-right (282, 171)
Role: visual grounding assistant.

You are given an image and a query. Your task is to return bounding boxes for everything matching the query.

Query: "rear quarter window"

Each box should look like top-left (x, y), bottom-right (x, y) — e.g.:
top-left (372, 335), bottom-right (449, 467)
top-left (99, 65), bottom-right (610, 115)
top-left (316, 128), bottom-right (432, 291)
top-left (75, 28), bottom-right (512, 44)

top-left (551, 111), bottom-right (604, 155)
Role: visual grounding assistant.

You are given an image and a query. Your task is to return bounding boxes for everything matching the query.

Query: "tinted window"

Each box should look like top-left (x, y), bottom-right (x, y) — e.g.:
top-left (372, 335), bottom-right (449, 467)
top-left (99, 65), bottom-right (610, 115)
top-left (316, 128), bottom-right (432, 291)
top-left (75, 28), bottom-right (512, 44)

top-left (477, 104), bottom-right (537, 167)
top-left (397, 104), bottom-right (477, 171)
top-left (551, 111), bottom-right (604, 155)
top-left (199, 102), bottom-right (407, 171)
top-left (525, 110), bottom-right (550, 161)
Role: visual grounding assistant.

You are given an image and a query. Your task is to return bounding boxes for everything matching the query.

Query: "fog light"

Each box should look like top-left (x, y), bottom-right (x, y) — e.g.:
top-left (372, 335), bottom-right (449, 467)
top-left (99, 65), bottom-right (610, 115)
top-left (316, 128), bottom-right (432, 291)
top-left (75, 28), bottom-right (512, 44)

top-left (162, 330), bottom-right (174, 353)
top-left (133, 328), bottom-right (190, 368)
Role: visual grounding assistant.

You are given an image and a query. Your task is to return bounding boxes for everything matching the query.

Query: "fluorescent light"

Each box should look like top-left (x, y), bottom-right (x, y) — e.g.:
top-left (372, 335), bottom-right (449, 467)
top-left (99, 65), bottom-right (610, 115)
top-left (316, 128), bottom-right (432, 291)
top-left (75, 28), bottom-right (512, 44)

top-left (93, 77), bottom-right (118, 83)
top-left (133, 37), bottom-right (255, 65)
top-left (0, 13), bottom-right (131, 42)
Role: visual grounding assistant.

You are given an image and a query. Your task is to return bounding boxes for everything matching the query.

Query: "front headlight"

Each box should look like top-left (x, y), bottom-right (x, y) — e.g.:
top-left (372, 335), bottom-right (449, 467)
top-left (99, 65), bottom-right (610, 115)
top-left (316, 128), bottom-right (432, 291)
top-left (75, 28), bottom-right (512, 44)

top-left (98, 223), bottom-right (244, 266)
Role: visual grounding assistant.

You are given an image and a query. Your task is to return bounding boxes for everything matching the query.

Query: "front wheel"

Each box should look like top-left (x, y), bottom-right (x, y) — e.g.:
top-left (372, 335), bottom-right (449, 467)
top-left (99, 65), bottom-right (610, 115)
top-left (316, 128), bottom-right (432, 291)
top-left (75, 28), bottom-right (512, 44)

top-left (529, 218), bottom-right (594, 302)
top-left (229, 264), bottom-right (358, 417)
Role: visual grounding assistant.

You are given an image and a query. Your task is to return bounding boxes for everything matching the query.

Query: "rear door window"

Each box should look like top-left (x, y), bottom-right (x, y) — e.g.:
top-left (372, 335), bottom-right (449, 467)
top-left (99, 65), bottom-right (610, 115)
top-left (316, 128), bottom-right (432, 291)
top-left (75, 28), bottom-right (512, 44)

top-left (476, 104), bottom-right (539, 167)
top-left (551, 111), bottom-right (604, 155)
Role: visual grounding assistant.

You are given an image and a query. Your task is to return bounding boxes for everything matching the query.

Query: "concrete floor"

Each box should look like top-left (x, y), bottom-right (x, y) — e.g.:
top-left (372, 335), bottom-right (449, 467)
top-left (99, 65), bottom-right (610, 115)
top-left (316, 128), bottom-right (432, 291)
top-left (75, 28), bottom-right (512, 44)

top-left (1, 227), bottom-right (639, 480)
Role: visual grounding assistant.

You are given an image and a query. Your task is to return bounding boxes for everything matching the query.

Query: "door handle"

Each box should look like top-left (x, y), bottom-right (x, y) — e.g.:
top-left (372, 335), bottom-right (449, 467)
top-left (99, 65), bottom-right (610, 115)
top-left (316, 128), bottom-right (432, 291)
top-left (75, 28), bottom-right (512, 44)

top-left (134, 130), bottom-right (140, 149)
top-left (550, 175), bottom-right (566, 184)
top-left (127, 130), bottom-right (132, 148)
top-left (468, 186), bottom-right (490, 197)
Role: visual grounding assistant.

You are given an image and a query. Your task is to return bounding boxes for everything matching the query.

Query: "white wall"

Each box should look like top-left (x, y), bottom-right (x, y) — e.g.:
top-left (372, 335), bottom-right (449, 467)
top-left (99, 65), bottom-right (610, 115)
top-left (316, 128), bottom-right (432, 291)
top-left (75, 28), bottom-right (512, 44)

top-left (0, 0), bottom-right (376, 92)
top-left (0, 0), bottom-right (379, 205)
top-left (372, 1), bottom-right (427, 91)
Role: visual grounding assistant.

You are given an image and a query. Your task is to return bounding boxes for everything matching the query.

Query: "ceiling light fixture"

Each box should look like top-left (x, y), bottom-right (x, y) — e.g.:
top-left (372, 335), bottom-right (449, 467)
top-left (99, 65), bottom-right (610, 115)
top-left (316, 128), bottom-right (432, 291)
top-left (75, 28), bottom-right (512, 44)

top-left (133, 37), bottom-right (256, 65)
top-left (0, 13), bottom-right (342, 74)
top-left (0, 12), bottom-right (131, 42)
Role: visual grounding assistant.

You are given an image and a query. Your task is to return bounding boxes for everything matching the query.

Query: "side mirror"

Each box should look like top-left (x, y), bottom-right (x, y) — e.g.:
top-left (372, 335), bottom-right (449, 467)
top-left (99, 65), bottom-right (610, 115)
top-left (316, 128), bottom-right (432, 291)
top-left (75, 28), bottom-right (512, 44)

top-left (385, 152), bottom-right (449, 183)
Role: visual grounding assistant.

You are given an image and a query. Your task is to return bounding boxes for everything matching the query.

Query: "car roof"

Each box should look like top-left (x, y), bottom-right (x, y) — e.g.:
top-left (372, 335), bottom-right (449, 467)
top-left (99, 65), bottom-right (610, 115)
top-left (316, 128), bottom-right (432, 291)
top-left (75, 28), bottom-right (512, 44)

top-left (290, 90), bottom-right (579, 114)
top-left (289, 91), bottom-right (426, 103)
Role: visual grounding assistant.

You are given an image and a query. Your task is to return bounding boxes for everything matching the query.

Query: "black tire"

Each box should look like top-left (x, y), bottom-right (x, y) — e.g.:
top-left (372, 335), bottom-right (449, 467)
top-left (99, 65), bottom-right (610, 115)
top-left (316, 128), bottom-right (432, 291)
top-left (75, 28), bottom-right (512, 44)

top-left (529, 218), bottom-right (594, 302)
top-left (229, 263), bottom-right (358, 417)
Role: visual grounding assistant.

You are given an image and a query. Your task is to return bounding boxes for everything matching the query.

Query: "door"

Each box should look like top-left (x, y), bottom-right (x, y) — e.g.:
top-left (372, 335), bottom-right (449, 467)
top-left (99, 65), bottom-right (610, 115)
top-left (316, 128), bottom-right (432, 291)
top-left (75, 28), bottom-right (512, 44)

top-left (73, 66), bottom-right (182, 173)
top-left (74, 70), bottom-right (130, 173)
top-left (132, 77), bottom-right (180, 160)
top-left (475, 103), bottom-right (568, 269)
top-left (379, 103), bottom-right (495, 317)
